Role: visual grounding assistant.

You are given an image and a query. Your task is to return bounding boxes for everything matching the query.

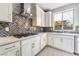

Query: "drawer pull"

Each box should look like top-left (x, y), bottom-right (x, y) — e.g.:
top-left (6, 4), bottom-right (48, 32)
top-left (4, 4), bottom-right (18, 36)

top-left (32, 43), bottom-right (35, 48)
top-left (32, 43), bottom-right (35, 45)
top-left (5, 46), bottom-right (16, 50)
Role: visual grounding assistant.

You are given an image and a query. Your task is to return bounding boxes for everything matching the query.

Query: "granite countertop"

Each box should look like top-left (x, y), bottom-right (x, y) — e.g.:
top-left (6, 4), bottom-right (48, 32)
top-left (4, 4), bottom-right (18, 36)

top-left (0, 32), bottom-right (79, 46)
top-left (46, 32), bottom-right (79, 36)
top-left (0, 36), bottom-right (20, 46)
top-left (0, 33), bottom-right (41, 46)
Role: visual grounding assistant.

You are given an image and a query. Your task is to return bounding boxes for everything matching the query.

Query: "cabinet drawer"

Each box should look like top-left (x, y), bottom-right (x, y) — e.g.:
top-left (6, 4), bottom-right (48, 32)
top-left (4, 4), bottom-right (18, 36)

top-left (48, 34), bottom-right (62, 38)
top-left (62, 35), bottom-right (74, 40)
top-left (48, 34), bottom-right (74, 39)
top-left (0, 42), bottom-right (20, 55)
top-left (21, 38), bottom-right (33, 46)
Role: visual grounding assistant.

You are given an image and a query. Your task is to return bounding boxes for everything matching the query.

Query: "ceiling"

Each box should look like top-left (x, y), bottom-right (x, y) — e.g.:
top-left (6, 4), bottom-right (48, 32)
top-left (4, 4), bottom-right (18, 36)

top-left (37, 3), bottom-right (70, 11)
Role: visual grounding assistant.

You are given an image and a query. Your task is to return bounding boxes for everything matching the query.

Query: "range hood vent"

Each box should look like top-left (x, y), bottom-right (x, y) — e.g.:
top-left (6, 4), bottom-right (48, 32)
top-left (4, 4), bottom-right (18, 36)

top-left (19, 3), bottom-right (31, 18)
top-left (20, 3), bottom-right (24, 14)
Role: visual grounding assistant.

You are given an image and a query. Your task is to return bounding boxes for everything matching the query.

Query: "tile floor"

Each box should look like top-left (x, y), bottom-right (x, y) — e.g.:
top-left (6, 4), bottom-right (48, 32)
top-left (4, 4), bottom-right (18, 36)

top-left (37, 47), bottom-right (77, 56)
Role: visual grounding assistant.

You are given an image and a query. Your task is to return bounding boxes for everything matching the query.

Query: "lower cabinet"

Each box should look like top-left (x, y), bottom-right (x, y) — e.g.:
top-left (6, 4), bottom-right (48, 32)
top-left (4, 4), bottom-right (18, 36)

top-left (47, 35), bottom-right (54, 47)
top-left (47, 33), bottom-right (74, 53)
top-left (2, 49), bottom-right (20, 56)
top-left (0, 33), bottom-right (75, 56)
top-left (21, 35), bottom-right (41, 56)
top-left (21, 39), bottom-right (32, 56)
top-left (0, 42), bottom-right (20, 56)
top-left (62, 37), bottom-right (74, 53)
top-left (41, 33), bottom-right (47, 49)
top-left (53, 37), bottom-right (62, 49)
top-left (48, 35), bottom-right (62, 49)
top-left (32, 37), bottom-right (41, 56)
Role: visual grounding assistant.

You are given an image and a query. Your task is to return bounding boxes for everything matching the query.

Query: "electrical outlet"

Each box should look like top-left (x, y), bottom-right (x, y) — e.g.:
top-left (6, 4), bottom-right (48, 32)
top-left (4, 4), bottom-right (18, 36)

top-left (5, 27), bottom-right (9, 31)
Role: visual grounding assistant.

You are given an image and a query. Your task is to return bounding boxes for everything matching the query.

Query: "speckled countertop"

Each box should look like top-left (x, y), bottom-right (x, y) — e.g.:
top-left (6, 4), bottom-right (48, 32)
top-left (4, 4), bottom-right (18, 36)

top-left (0, 32), bottom-right (79, 46)
top-left (46, 32), bottom-right (79, 36)
top-left (0, 33), bottom-right (41, 46)
top-left (0, 36), bottom-right (20, 46)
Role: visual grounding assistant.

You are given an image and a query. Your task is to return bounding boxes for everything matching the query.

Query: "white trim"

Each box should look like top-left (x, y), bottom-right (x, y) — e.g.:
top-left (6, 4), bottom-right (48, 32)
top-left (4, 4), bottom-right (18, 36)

top-left (62, 8), bottom-right (74, 12)
top-left (63, 9), bottom-right (74, 31)
top-left (53, 12), bottom-right (62, 30)
top-left (53, 8), bottom-right (74, 31)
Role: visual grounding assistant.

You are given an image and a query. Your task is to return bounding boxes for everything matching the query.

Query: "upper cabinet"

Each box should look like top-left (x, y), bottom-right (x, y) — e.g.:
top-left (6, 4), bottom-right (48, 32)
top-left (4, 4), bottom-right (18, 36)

top-left (0, 3), bottom-right (12, 22)
top-left (24, 3), bottom-right (52, 27)
top-left (45, 11), bottom-right (52, 27)
top-left (41, 8), bottom-right (45, 27)
top-left (31, 4), bottom-right (45, 26)
top-left (36, 5), bottom-right (42, 26)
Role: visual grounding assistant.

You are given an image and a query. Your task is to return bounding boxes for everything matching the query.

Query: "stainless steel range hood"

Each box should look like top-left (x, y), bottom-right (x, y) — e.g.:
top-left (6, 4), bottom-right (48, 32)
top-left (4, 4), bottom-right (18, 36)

top-left (19, 3), bottom-right (32, 18)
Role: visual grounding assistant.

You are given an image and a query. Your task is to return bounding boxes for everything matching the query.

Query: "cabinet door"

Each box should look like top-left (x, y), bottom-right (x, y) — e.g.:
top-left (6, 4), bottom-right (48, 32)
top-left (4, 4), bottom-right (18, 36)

top-left (45, 12), bottom-right (51, 27)
top-left (0, 3), bottom-right (12, 22)
top-left (32, 36), bottom-right (41, 56)
top-left (1, 49), bottom-right (20, 56)
top-left (36, 5), bottom-right (42, 26)
top-left (47, 35), bottom-right (54, 47)
top-left (41, 34), bottom-right (47, 49)
top-left (42, 35), bottom-right (47, 48)
top-left (62, 38), bottom-right (74, 53)
top-left (22, 40), bottom-right (32, 56)
top-left (41, 10), bottom-right (45, 26)
top-left (53, 37), bottom-right (62, 49)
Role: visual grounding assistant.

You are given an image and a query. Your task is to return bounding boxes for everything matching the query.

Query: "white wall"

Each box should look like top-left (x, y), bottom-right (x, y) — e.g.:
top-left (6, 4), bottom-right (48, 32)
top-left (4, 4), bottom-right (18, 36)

top-left (52, 3), bottom-right (79, 30)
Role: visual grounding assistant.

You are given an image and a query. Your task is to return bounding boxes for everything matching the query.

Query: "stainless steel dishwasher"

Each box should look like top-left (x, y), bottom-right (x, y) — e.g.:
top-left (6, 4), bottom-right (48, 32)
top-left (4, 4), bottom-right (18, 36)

top-left (74, 35), bottom-right (79, 55)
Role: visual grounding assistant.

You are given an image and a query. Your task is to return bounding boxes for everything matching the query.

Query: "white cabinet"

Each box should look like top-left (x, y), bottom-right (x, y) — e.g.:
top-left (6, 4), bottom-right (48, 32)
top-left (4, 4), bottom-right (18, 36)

top-left (21, 39), bottom-right (32, 56)
top-left (47, 35), bottom-right (54, 47)
top-left (36, 5), bottom-right (45, 26)
top-left (53, 37), bottom-right (62, 49)
top-left (47, 34), bottom-right (62, 49)
top-left (0, 42), bottom-right (20, 56)
top-left (21, 35), bottom-right (41, 56)
top-left (41, 10), bottom-right (45, 26)
top-left (45, 11), bottom-right (52, 27)
top-left (0, 3), bottom-right (12, 22)
top-left (2, 49), bottom-right (20, 56)
top-left (41, 33), bottom-right (47, 49)
top-left (31, 4), bottom-right (45, 26)
top-left (62, 36), bottom-right (74, 53)
top-left (47, 33), bottom-right (74, 53)
top-left (32, 36), bottom-right (41, 56)
top-left (36, 5), bottom-right (42, 26)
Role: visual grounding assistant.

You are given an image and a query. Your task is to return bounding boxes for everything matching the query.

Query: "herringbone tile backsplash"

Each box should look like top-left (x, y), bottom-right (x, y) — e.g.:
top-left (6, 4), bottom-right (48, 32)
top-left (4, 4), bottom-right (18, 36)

top-left (0, 14), bottom-right (40, 37)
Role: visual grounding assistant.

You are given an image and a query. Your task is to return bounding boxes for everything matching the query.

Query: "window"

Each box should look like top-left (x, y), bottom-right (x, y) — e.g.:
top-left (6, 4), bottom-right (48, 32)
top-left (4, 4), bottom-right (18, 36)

top-left (53, 12), bottom-right (62, 30)
top-left (53, 9), bottom-right (74, 31)
top-left (63, 10), bottom-right (73, 30)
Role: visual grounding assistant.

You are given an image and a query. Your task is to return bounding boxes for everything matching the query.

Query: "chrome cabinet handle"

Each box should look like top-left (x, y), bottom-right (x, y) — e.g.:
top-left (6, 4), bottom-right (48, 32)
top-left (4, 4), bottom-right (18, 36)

top-left (61, 39), bottom-right (63, 42)
top-left (5, 46), bottom-right (15, 50)
top-left (32, 43), bottom-right (35, 48)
